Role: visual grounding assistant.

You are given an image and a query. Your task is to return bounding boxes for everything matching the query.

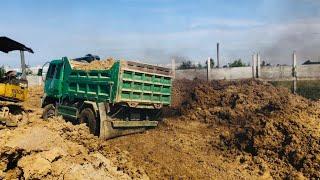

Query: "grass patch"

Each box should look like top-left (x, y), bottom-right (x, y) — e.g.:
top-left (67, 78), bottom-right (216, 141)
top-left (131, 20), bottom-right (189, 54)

top-left (270, 80), bottom-right (320, 100)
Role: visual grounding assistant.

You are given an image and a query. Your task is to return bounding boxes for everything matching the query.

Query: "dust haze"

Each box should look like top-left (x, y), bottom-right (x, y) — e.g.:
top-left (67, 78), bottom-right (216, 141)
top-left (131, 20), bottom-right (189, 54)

top-left (260, 0), bottom-right (320, 64)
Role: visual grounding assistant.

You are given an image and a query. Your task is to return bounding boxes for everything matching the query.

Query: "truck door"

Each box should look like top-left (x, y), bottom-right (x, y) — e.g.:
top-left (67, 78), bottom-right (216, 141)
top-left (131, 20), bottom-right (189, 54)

top-left (44, 62), bottom-right (64, 97)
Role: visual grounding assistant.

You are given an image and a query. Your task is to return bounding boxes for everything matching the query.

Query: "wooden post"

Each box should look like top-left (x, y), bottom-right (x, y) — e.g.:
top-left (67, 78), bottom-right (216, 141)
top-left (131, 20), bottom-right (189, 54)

top-left (292, 51), bottom-right (297, 94)
top-left (207, 57), bottom-right (211, 81)
top-left (256, 53), bottom-right (261, 78)
top-left (252, 54), bottom-right (256, 78)
top-left (171, 58), bottom-right (176, 79)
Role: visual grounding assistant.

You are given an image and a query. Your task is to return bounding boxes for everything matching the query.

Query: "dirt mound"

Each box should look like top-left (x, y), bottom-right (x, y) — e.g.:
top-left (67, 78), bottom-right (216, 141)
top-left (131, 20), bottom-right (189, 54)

top-left (71, 58), bottom-right (115, 71)
top-left (0, 117), bottom-right (139, 179)
top-left (171, 79), bottom-right (197, 109)
top-left (0, 85), bottom-right (148, 180)
top-left (179, 79), bottom-right (320, 179)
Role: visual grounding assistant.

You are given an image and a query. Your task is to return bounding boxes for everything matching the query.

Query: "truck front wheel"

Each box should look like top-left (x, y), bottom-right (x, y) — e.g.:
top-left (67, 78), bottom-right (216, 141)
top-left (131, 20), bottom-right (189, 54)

top-left (42, 104), bottom-right (56, 120)
top-left (79, 108), bottom-right (98, 135)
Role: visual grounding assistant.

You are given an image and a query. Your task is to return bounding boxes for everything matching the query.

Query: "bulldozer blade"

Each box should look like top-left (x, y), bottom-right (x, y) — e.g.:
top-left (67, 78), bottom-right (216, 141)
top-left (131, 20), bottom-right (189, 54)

top-left (98, 102), bottom-right (153, 139)
top-left (100, 120), bottom-right (147, 139)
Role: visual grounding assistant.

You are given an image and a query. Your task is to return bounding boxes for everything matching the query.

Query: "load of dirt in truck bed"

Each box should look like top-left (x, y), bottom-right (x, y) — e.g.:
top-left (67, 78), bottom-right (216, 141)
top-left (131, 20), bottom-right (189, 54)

top-left (71, 58), bottom-right (115, 71)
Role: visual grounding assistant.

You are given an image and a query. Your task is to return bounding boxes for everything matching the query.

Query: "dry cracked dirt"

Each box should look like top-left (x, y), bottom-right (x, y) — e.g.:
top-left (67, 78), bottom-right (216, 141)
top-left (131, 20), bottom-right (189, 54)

top-left (0, 79), bottom-right (319, 179)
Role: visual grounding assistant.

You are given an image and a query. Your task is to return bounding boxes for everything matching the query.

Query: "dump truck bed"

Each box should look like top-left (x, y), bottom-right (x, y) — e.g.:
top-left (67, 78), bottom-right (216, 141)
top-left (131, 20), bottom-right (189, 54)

top-left (64, 58), bottom-right (172, 108)
top-left (118, 61), bottom-right (172, 108)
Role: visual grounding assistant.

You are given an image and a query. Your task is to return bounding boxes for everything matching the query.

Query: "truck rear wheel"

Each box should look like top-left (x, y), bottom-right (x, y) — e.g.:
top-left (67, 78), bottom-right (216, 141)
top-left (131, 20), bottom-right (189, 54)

top-left (42, 104), bottom-right (56, 120)
top-left (79, 108), bottom-right (98, 135)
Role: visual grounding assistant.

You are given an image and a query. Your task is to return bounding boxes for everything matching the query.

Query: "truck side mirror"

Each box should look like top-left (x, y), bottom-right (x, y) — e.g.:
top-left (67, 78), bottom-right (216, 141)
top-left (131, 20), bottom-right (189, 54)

top-left (37, 68), bottom-right (43, 76)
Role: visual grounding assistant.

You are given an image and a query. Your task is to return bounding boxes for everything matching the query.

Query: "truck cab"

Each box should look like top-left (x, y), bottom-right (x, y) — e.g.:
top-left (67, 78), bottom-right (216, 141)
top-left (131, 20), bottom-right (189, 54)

top-left (43, 60), bottom-right (64, 99)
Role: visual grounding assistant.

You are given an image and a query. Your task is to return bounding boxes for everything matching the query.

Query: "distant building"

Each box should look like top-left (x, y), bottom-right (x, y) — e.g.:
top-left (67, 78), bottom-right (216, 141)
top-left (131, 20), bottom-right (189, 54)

top-left (302, 60), bottom-right (320, 65)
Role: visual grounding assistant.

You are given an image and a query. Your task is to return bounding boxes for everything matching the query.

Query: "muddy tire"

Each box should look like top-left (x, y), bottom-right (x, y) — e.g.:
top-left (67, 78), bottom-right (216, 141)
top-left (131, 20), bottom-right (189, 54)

top-left (79, 108), bottom-right (98, 135)
top-left (42, 104), bottom-right (56, 120)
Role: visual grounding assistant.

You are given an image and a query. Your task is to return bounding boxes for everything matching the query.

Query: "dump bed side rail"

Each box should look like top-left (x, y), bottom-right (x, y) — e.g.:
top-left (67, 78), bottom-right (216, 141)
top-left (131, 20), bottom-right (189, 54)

top-left (117, 61), bottom-right (172, 108)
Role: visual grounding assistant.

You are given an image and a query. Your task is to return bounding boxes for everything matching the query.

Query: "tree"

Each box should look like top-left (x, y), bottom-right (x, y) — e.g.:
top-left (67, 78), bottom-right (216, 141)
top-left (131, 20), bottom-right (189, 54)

top-left (0, 66), bottom-right (5, 78)
top-left (177, 60), bottom-right (195, 69)
top-left (228, 59), bottom-right (247, 67)
top-left (261, 60), bottom-right (271, 66)
top-left (205, 58), bottom-right (215, 68)
top-left (197, 63), bottom-right (203, 69)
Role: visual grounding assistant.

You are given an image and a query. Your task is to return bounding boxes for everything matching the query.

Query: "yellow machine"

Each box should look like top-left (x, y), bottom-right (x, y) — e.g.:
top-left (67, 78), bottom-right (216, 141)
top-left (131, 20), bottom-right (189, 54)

top-left (0, 83), bottom-right (28, 102)
top-left (0, 37), bottom-right (33, 124)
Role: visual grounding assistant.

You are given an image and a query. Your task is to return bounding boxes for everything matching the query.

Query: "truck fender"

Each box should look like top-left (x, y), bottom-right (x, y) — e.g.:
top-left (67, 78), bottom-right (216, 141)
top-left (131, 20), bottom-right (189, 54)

top-left (41, 94), bottom-right (58, 108)
top-left (83, 101), bottom-right (99, 117)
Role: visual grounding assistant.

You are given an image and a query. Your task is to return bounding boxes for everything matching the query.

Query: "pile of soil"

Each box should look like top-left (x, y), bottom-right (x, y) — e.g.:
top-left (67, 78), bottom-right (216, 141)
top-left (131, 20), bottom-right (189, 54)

top-left (106, 79), bottom-right (319, 179)
top-left (171, 79), bottom-right (198, 109)
top-left (179, 79), bottom-right (320, 179)
top-left (0, 87), bottom-right (148, 180)
top-left (0, 119), bottom-right (131, 179)
top-left (71, 58), bottom-right (115, 71)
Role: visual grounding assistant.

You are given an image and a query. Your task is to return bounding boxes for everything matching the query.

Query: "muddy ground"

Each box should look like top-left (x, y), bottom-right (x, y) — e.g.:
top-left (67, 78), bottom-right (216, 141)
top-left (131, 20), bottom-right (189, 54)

top-left (0, 79), bottom-right (319, 179)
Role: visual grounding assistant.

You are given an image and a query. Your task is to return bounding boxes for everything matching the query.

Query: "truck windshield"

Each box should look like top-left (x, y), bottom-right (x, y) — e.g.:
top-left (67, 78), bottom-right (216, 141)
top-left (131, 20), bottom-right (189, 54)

top-left (55, 64), bottom-right (62, 79)
top-left (46, 63), bottom-right (62, 79)
top-left (47, 64), bottom-right (56, 79)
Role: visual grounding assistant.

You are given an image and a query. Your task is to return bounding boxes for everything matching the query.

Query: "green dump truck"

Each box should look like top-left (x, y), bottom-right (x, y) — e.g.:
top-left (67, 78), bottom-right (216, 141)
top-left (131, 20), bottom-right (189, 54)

top-left (40, 57), bottom-right (172, 139)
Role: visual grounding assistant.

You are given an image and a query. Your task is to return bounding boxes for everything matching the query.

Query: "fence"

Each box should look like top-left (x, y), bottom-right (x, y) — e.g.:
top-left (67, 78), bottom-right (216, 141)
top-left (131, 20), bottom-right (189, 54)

top-left (172, 52), bottom-right (320, 94)
top-left (14, 52), bottom-right (320, 89)
top-left (175, 64), bottom-right (320, 81)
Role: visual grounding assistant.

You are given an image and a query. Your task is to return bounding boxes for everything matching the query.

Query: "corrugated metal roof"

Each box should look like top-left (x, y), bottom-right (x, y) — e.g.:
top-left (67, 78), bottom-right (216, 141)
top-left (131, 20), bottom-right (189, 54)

top-left (0, 36), bottom-right (34, 53)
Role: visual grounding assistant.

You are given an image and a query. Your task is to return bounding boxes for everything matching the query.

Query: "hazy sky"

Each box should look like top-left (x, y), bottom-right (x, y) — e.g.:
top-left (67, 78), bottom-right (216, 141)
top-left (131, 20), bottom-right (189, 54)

top-left (1, 0), bottom-right (320, 67)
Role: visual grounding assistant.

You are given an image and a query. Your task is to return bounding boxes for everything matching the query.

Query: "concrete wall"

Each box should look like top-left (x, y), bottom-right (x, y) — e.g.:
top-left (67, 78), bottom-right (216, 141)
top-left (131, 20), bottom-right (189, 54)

top-left (297, 65), bottom-right (320, 79)
top-left (211, 67), bottom-right (252, 80)
top-left (175, 67), bottom-right (252, 80)
top-left (260, 66), bottom-right (292, 80)
top-left (175, 64), bottom-right (320, 81)
top-left (175, 69), bottom-right (207, 80)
